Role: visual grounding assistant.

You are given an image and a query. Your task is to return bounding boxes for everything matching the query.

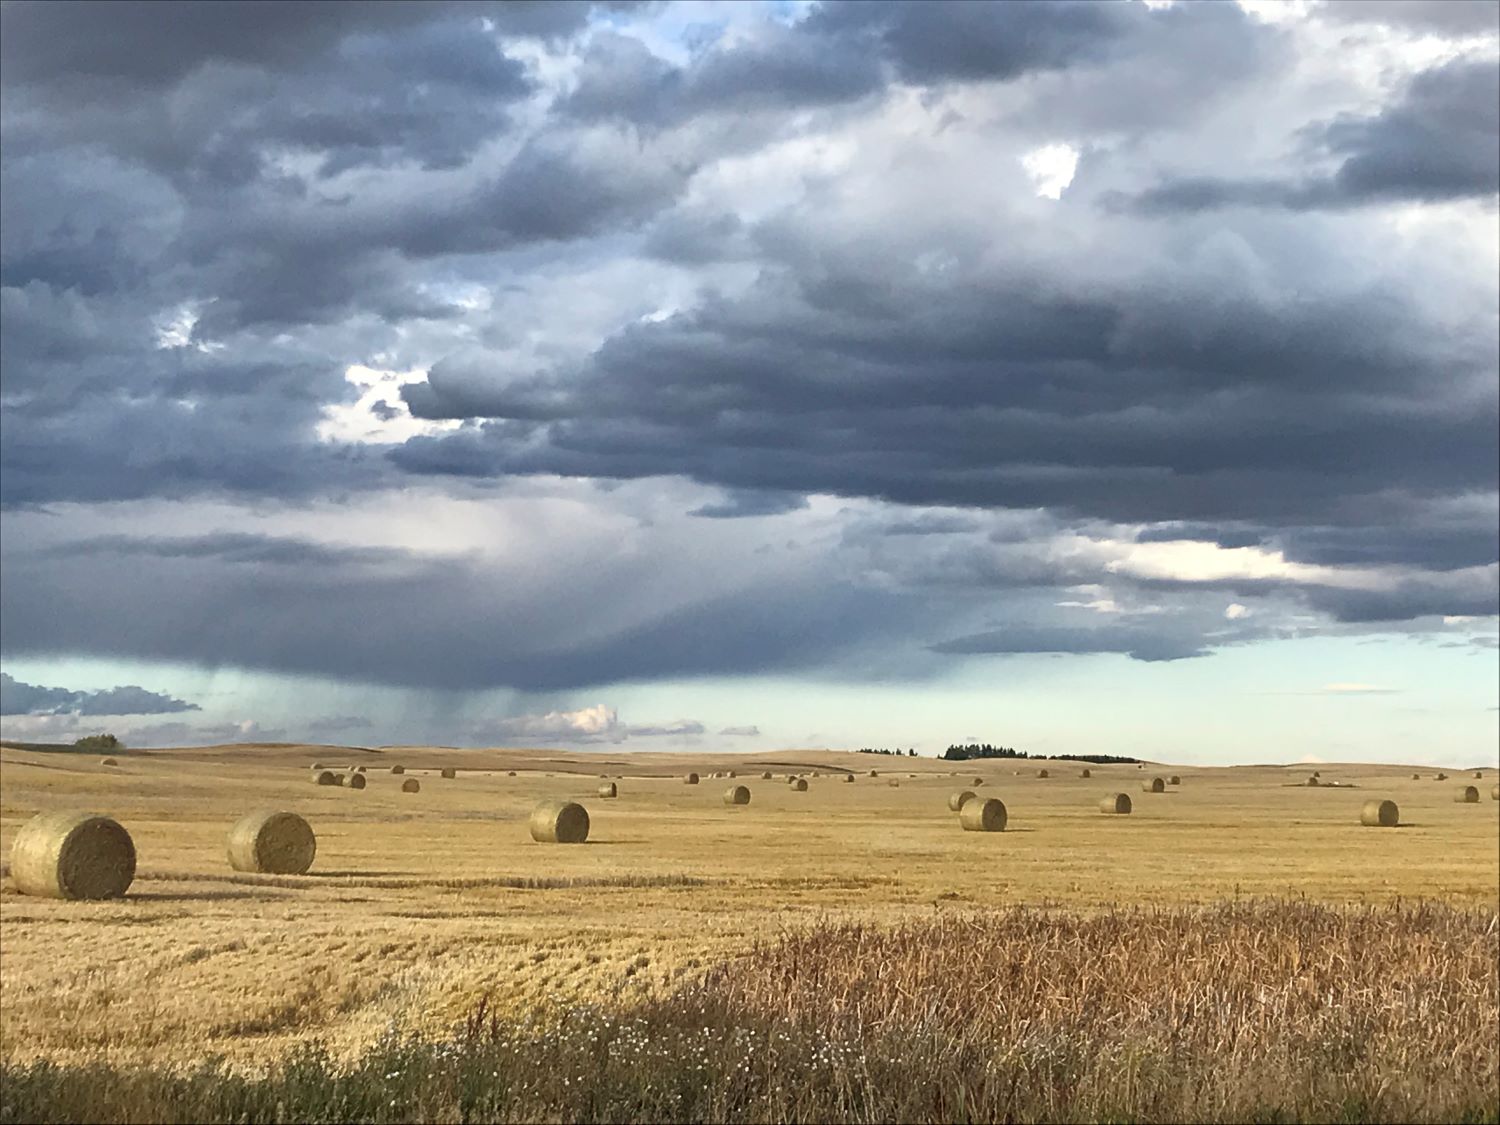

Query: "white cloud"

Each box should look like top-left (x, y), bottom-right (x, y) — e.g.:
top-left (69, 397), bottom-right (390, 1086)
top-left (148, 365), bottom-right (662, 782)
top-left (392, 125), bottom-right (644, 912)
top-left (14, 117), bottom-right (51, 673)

top-left (1225, 603), bottom-right (1250, 619)
top-left (316, 365), bottom-right (461, 445)
top-left (1020, 143), bottom-right (1080, 200)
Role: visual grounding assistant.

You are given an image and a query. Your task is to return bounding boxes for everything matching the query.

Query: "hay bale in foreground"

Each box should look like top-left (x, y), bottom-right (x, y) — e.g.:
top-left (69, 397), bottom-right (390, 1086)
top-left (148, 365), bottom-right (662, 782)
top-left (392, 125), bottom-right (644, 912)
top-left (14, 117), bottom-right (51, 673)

top-left (402, 778), bottom-right (420, 793)
top-left (724, 784), bottom-right (750, 806)
top-left (1036, 769), bottom-right (1049, 779)
top-left (791, 778), bottom-right (808, 792)
top-left (100, 757), bottom-right (118, 767)
top-left (1454, 785), bottom-right (1480, 803)
top-left (529, 800), bottom-right (589, 844)
top-left (1080, 768), bottom-right (1091, 779)
top-left (684, 772), bottom-right (699, 785)
top-left (313, 770), bottom-right (341, 787)
top-left (1169, 775), bottom-right (1181, 785)
top-left (948, 790), bottom-right (976, 812)
top-left (441, 768), bottom-right (456, 779)
top-left (347, 773), bottom-right (366, 790)
top-left (10, 811), bottom-right (136, 900)
top-left (1359, 799), bottom-right (1399, 827)
top-left (598, 782), bottom-right (617, 798)
top-left (1491, 784), bottom-right (1498, 801)
top-left (1142, 777), bottom-right (1166, 793)
top-left (959, 797), bottom-right (1007, 832)
top-left (390, 765), bottom-right (405, 774)
top-left (227, 810), bottom-right (315, 875)
top-left (1100, 793), bottom-right (1132, 815)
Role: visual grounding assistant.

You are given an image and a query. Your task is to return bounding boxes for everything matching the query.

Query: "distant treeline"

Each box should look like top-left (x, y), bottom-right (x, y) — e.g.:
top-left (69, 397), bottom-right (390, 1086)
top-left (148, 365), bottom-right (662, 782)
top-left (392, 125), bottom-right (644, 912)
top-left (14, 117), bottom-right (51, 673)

top-left (943, 743), bottom-right (1138, 765)
top-left (857, 747), bottom-right (919, 756)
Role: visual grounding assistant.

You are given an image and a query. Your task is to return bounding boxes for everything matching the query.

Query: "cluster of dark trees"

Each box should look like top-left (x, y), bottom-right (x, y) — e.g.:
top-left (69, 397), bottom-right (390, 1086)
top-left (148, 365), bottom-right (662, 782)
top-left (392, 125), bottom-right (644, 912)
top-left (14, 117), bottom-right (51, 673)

top-left (857, 747), bottom-right (919, 756)
top-left (73, 733), bottom-right (122, 751)
top-left (943, 743), bottom-right (1137, 765)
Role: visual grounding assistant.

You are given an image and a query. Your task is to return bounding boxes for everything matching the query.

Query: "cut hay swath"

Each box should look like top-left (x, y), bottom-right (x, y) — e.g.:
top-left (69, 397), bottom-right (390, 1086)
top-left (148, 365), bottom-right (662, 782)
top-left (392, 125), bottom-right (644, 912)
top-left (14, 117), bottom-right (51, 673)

top-left (1099, 793), bottom-right (1132, 815)
top-left (1142, 777), bottom-right (1166, 793)
top-left (401, 778), bottom-right (420, 793)
top-left (529, 800), bottom-right (589, 844)
top-left (1360, 799), bottom-right (1399, 827)
top-left (723, 785), bottom-right (750, 806)
top-left (1079, 768), bottom-right (1091, 778)
top-left (441, 768), bottom-right (456, 779)
top-left (1454, 786), bottom-right (1480, 804)
top-left (791, 778), bottom-right (808, 792)
top-left (959, 797), bottom-right (1007, 832)
top-left (227, 810), bottom-right (315, 874)
top-left (347, 773), bottom-right (366, 790)
top-left (948, 790), bottom-right (976, 812)
top-left (10, 811), bottom-right (136, 900)
top-left (313, 770), bottom-right (341, 787)
top-left (598, 782), bottom-right (617, 798)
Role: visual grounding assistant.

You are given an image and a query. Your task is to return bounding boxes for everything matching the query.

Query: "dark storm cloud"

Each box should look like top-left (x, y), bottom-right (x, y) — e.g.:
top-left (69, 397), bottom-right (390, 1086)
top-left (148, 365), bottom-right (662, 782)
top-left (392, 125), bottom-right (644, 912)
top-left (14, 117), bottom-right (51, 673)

top-left (1122, 57), bottom-right (1500, 212)
top-left (719, 725), bottom-right (761, 736)
top-left (49, 532), bottom-right (419, 569)
top-left (690, 489), bottom-right (809, 519)
top-left (0, 672), bottom-right (199, 716)
top-left (930, 624), bottom-right (1215, 663)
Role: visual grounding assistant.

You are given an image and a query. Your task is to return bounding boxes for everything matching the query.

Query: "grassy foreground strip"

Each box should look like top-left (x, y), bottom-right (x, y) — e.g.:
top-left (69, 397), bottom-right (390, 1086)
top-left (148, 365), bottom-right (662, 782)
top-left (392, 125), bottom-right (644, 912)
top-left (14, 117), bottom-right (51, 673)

top-left (3, 901), bottom-right (1495, 1124)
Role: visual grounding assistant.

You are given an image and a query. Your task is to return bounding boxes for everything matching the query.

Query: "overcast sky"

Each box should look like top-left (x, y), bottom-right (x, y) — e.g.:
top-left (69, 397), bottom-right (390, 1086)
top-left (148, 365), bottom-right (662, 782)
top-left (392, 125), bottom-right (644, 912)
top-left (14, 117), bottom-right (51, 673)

top-left (2, 0), bottom-right (1496, 764)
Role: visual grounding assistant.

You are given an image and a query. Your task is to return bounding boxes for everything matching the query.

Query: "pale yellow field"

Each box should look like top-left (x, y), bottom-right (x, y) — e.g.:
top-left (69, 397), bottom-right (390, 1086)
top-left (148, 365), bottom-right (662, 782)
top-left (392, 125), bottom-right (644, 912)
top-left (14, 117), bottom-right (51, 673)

top-left (1, 743), bottom-right (1495, 1069)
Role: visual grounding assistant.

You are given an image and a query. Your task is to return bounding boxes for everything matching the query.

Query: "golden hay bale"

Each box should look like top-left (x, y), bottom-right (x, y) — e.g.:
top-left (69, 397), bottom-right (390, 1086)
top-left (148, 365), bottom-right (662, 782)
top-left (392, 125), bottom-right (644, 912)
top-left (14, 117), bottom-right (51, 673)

top-left (869, 770), bottom-right (878, 777)
top-left (441, 767), bottom-right (457, 779)
top-left (598, 782), bottom-right (618, 798)
top-left (1036, 769), bottom-right (1049, 779)
top-left (508, 771), bottom-right (517, 777)
top-left (402, 778), bottom-right (420, 793)
top-left (1454, 785), bottom-right (1479, 803)
top-left (684, 772), bottom-right (699, 785)
top-left (227, 810), bottom-right (315, 875)
top-left (1359, 799), bottom-right (1399, 827)
top-left (1142, 777), bottom-right (1166, 793)
top-left (959, 797), bottom-right (1007, 832)
top-left (347, 773), bottom-right (366, 790)
top-left (791, 778), bottom-right (808, 792)
top-left (1099, 793), bottom-right (1132, 815)
top-left (843, 774), bottom-right (854, 783)
top-left (971, 777), bottom-right (985, 787)
top-left (390, 765), bottom-right (405, 774)
top-left (1306, 775), bottom-right (1321, 787)
top-left (1435, 772), bottom-right (1448, 781)
top-left (761, 771), bottom-right (773, 779)
top-left (311, 763), bottom-right (325, 770)
top-left (10, 811), bottom-right (136, 900)
top-left (353, 766), bottom-right (366, 773)
top-left (727, 771), bottom-right (736, 778)
top-left (1080, 768), bottom-right (1091, 779)
top-left (724, 784), bottom-right (751, 806)
top-left (1312, 771), bottom-right (1321, 779)
top-left (948, 790), bottom-right (976, 812)
top-left (1169, 775), bottom-right (1181, 785)
top-left (313, 770), bottom-right (341, 786)
top-left (1473, 771), bottom-right (1483, 779)
top-left (529, 800), bottom-right (589, 844)
top-left (1412, 773), bottom-right (1421, 780)
top-left (1491, 784), bottom-right (1498, 801)
top-left (100, 757), bottom-right (118, 767)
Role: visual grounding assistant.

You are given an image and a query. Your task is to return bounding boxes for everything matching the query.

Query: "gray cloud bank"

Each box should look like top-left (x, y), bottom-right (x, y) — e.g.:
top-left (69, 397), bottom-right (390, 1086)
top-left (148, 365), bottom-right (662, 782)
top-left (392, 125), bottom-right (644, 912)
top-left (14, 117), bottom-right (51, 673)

top-left (0, 671), bottom-right (200, 716)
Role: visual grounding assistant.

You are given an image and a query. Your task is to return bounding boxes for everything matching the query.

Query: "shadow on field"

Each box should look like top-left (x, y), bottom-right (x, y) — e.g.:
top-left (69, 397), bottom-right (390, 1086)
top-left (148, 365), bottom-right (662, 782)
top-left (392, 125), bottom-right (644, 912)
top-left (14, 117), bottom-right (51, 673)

top-left (128, 889), bottom-right (291, 902)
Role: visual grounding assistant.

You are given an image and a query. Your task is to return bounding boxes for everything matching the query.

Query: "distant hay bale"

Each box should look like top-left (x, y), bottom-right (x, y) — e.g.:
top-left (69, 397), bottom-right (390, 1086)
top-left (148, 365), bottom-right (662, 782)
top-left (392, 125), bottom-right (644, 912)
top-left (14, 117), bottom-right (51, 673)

top-left (100, 757), bottom-right (118, 767)
top-left (948, 790), bottom-right (976, 812)
top-left (1099, 793), bottom-right (1132, 815)
top-left (441, 768), bottom-right (456, 779)
top-left (1491, 784), bottom-right (1498, 801)
top-left (761, 771), bottom-right (772, 779)
top-left (684, 772), bottom-right (699, 785)
top-left (959, 797), bottom-right (1007, 832)
top-left (812, 772), bottom-right (820, 778)
top-left (1412, 773), bottom-right (1421, 780)
top-left (791, 778), bottom-right (808, 792)
top-left (1312, 771), bottom-right (1321, 779)
top-left (727, 771), bottom-right (736, 778)
top-left (1359, 799), bottom-right (1399, 827)
top-left (507, 771), bottom-right (517, 777)
top-left (1454, 785), bottom-right (1480, 803)
top-left (310, 763), bottom-right (324, 770)
top-left (347, 773), bottom-right (366, 790)
top-left (1142, 777), bottom-right (1166, 793)
top-left (1080, 768), bottom-right (1091, 778)
top-left (1169, 775), bottom-right (1181, 785)
top-left (1474, 771), bottom-right (1483, 779)
top-left (723, 784), bottom-right (750, 806)
top-left (529, 800), bottom-right (589, 844)
top-left (353, 766), bottom-right (366, 773)
top-left (1435, 772), bottom-right (1448, 781)
top-left (313, 770), bottom-right (341, 786)
top-left (1306, 775), bottom-right (1321, 787)
top-left (402, 778), bottom-right (420, 793)
top-left (598, 782), bottom-right (617, 798)
top-left (10, 811), bottom-right (136, 900)
top-left (1037, 769), bottom-right (1049, 779)
top-left (869, 770), bottom-right (878, 777)
top-left (971, 777), bottom-right (985, 787)
top-left (888, 780), bottom-right (900, 787)
top-left (843, 774), bottom-right (854, 783)
top-left (390, 765), bottom-right (405, 775)
top-left (227, 810), bottom-right (315, 875)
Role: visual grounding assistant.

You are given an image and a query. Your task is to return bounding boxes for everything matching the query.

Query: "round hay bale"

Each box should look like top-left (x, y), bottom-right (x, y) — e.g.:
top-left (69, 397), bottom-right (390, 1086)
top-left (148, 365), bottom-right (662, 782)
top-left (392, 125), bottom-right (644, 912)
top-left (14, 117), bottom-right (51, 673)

top-left (791, 778), bottom-right (808, 792)
top-left (227, 810), bottom-right (315, 875)
top-left (843, 774), bottom-right (854, 783)
top-left (959, 797), bottom-right (1006, 832)
top-left (727, 771), bottom-right (736, 778)
top-left (1169, 775), bottom-right (1181, 785)
top-left (441, 767), bottom-right (456, 779)
top-left (683, 772), bottom-right (699, 785)
top-left (1412, 773), bottom-right (1421, 780)
top-left (761, 771), bottom-right (772, 779)
top-left (1359, 799), bottom-right (1399, 827)
top-left (598, 782), bottom-right (617, 798)
top-left (1454, 785), bottom-right (1479, 803)
top-left (1491, 784), bottom-right (1498, 801)
top-left (1079, 768), bottom-right (1091, 779)
top-left (1036, 769), bottom-right (1049, 779)
top-left (508, 771), bottom-right (517, 777)
top-left (971, 777), bottom-right (985, 787)
top-left (1306, 775), bottom-right (1321, 787)
top-left (868, 770), bottom-right (878, 777)
top-left (390, 765), bottom-right (405, 775)
top-left (1099, 793), bottom-right (1132, 815)
top-left (310, 763), bottom-right (325, 770)
top-left (402, 778), bottom-right (420, 793)
top-left (529, 800), bottom-right (589, 844)
top-left (948, 790), bottom-right (976, 812)
top-left (1473, 771), bottom-right (1483, 779)
top-left (347, 773), bottom-right (366, 790)
top-left (1312, 771), bottom-right (1321, 779)
top-left (1435, 772), bottom-right (1448, 781)
top-left (723, 784), bottom-right (750, 806)
top-left (1142, 777), bottom-right (1166, 793)
top-left (99, 757), bottom-right (118, 767)
top-left (313, 770), bottom-right (341, 786)
top-left (10, 811), bottom-right (136, 900)
top-left (353, 766), bottom-right (366, 774)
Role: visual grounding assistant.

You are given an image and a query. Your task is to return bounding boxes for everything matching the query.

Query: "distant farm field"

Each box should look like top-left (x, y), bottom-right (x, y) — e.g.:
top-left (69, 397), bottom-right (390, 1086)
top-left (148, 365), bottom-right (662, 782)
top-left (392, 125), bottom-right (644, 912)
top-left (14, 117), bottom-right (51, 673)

top-left (1, 742), bottom-right (1496, 1122)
